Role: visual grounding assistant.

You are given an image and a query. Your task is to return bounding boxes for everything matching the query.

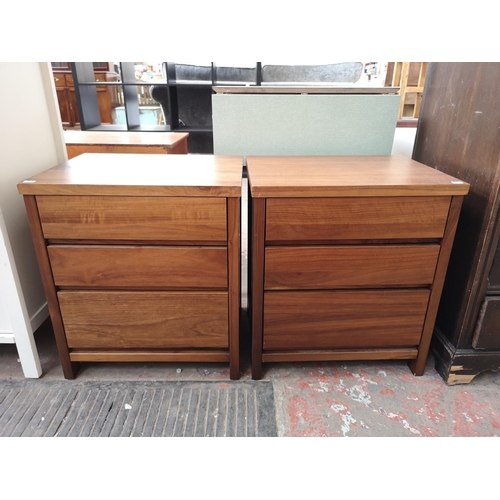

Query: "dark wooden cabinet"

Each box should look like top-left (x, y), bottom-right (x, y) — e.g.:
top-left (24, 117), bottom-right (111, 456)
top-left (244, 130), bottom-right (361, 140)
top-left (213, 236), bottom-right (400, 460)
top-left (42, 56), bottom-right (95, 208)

top-left (412, 62), bottom-right (500, 384)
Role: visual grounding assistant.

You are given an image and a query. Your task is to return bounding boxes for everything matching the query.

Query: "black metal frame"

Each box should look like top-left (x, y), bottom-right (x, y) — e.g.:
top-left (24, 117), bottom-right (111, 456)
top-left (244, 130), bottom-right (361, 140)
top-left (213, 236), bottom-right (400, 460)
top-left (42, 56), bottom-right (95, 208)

top-left (71, 62), bottom-right (264, 152)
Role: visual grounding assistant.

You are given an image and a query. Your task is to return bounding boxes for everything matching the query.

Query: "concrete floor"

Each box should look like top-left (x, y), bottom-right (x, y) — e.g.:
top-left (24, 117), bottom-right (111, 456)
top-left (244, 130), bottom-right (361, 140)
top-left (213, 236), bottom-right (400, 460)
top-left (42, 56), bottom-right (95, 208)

top-left (1, 315), bottom-right (500, 437)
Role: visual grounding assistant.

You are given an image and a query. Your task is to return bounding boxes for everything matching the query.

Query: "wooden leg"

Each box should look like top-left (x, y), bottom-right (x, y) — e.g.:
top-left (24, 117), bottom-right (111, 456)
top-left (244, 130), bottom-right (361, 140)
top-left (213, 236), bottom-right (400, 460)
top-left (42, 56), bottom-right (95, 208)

top-left (23, 196), bottom-right (79, 379)
top-left (409, 196), bottom-right (464, 376)
top-left (228, 197), bottom-right (240, 380)
top-left (251, 198), bottom-right (265, 380)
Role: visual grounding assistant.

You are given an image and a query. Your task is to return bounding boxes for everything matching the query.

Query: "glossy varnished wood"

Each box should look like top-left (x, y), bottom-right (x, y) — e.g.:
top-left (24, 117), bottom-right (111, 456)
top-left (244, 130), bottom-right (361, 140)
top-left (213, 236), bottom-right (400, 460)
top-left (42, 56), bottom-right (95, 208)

top-left (18, 154), bottom-right (243, 198)
top-left (59, 291), bottom-right (229, 350)
top-left (48, 245), bottom-right (228, 289)
top-left (37, 196), bottom-right (227, 242)
top-left (247, 155), bottom-right (470, 198)
top-left (266, 197), bottom-right (451, 241)
top-left (264, 245), bottom-right (440, 289)
top-left (263, 290), bottom-right (430, 351)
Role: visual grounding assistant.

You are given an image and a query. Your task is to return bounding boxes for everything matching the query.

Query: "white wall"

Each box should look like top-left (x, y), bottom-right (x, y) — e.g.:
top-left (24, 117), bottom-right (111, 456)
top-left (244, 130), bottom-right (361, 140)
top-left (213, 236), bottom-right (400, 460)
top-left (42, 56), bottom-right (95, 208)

top-left (0, 62), bottom-right (66, 331)
top-left (391, 126), bottom-right (417, 158)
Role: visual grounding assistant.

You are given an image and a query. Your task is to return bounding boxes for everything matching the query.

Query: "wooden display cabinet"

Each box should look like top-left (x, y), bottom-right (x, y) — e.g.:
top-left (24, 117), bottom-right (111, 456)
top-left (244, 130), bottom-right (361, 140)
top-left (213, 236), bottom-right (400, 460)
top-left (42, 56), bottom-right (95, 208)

top-left (51, 62), bottom-right (119, 127)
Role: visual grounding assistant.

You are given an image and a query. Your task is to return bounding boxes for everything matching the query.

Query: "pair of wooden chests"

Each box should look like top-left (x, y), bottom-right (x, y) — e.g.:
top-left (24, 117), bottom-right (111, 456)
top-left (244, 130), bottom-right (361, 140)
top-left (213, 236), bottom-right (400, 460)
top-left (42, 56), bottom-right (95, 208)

top-left (18, 154), bottom-right (469, 380)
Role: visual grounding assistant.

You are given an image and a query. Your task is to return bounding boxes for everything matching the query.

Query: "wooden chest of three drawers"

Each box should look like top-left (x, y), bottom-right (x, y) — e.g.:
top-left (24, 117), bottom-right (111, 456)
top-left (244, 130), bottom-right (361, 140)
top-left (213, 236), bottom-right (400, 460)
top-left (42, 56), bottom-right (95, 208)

top-left (246, 155), bottom-right (470, 379)
top-left (18, 153), bottom-right (242, 379)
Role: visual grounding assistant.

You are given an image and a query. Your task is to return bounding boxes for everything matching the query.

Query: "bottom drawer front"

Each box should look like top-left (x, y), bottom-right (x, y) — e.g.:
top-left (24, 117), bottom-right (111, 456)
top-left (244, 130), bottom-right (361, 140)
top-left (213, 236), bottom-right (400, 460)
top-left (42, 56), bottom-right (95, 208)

top-left (263, 290), bottom-right (430, 350)
top-left (59, 291), bottom-right (228, 349)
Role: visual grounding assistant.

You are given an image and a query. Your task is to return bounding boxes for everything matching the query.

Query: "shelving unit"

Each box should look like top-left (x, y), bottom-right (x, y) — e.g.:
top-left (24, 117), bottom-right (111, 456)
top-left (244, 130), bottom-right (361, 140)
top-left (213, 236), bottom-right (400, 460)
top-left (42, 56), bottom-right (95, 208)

top-left (150, 63), bottom-right (261, 153)
top-left (52, 62), bottom-right (119, 127)
top-left (70, 62), bottom-right (367, 153)
top-left (71, 62), bottom-right (261, 153)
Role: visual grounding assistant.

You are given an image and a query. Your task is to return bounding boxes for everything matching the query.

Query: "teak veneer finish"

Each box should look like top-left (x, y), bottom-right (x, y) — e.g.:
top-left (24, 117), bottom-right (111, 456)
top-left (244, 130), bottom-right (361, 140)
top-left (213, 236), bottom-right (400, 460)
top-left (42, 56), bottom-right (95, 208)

top-left (247, 155), bottom-right (469, 379)
top-left (19, 153), bottom-right (242, 379)
top-left (64, 131), bottom-right (189, 159)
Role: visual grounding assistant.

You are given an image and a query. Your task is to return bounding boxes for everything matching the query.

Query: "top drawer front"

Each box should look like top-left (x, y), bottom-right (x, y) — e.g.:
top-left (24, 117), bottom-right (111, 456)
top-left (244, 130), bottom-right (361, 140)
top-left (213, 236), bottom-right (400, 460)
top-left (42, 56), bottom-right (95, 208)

top-left (37, 196), bottom-right (227, 242)
top-left (266, 196), bottom-right (451, 242)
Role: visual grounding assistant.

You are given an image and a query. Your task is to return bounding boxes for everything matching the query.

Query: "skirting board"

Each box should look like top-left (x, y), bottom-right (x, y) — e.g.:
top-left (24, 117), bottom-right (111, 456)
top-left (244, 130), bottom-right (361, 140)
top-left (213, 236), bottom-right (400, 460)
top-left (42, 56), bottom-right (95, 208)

top-left (29, 302), bottom-right (49, 333)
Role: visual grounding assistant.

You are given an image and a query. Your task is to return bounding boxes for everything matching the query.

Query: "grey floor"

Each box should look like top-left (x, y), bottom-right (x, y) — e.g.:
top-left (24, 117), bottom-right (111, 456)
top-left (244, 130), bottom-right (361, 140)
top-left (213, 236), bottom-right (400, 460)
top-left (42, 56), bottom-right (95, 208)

top-left (2, 314), bottom-right (500, 437)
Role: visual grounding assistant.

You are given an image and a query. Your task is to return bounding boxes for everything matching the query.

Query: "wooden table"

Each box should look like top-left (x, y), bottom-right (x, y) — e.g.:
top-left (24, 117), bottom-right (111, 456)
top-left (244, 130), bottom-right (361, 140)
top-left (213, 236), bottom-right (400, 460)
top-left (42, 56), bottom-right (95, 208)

top-left (247, 155), bottom-right (470, 380)
top-left (18, 153), bottom-right (242, 380)
top-left (64, 131), bottom-right (189, 159)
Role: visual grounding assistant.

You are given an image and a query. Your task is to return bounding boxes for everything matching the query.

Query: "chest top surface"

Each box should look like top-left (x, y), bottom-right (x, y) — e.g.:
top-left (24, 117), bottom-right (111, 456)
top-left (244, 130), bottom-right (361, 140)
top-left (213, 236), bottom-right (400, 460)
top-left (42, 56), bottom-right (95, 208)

top-left (18, 154), bottom-right (243, 197)
top-left (246, 155), bottom-right (470, 198)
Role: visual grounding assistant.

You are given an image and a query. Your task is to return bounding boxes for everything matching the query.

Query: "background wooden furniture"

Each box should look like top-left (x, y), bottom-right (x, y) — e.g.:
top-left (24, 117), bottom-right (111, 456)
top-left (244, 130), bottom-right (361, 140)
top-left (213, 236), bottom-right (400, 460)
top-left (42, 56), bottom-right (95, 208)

top-left (412, 62), bottom-right (500, 384)
top-left (52, 63), bottom-right (118, 127)
top-left (385, 62), bottom-right (428, 119)
top-left (247, 155), bottom-right (469, 380)
top-left (64, 131), bottom-right (189, 159)
top-left (18, 153), bottom-right (242, 380)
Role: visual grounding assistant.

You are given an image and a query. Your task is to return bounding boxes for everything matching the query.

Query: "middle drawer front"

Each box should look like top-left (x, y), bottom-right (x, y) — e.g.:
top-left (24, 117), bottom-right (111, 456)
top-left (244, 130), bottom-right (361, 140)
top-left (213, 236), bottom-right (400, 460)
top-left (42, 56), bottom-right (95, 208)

top-left (265, 245), bottom-right (440, 289)
top-left (58, 291), bottom-right (229, 349)
top-left (263, 289), bottom-right (430, 350)
top-left (48, 245), bottom-right (228, 289)
top-left (37, 196), bottom-right (227, 243)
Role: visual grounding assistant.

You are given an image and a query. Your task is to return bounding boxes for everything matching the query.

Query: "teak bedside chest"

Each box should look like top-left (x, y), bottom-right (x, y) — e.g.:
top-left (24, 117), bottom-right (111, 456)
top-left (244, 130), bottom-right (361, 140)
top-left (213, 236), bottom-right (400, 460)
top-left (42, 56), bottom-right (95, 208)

top-left (18, 153), bottom-right (242, 380)
top-left (247, 155), bottom-right (470, 380)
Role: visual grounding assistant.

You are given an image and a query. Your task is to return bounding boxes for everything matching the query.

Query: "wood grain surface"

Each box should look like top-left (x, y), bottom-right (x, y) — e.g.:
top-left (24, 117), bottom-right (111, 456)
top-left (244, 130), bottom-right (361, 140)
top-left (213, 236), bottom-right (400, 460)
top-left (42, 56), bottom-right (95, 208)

top-left (48, 245), bottom-right (228, 289)
top-left (22, 196), bottom-right (79, 379)
top-left (227, 197), bottom-right (241, 379)
top-left (69, 351), bottom-right (230, 363)
top-left (18, 154), bottom-right (243, 197)
top-left (251, 198), bottom-right (266, 380)
top-left (59, 291), bottom-right (229, 349)
top-left (247, 155), bottom-right (470, 198)
top-left (263, 290), bottom-right (430, 350)
top-left (37, 196), bottom-right (227, 242)
top-left (264, 245), bottom-right (440, 289)
top-left (266, 196), bottom-right (451, 241)
top-left (262, 348), bottom-right (418, 362)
